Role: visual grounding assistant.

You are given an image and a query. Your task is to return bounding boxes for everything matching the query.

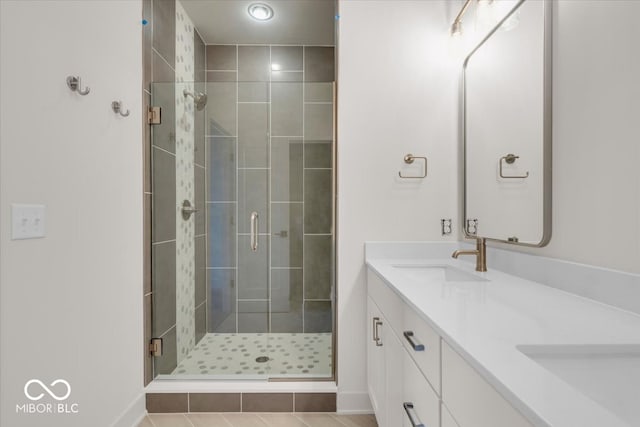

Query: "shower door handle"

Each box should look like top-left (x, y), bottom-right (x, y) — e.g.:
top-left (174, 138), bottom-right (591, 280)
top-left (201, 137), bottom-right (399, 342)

top-left (250, 212), bottom-right (259, 252)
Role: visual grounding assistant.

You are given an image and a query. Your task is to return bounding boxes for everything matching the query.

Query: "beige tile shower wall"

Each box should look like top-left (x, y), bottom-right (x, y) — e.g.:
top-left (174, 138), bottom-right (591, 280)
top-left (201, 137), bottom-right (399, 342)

top-left (147, 0), bottom-right (178, 378)
top-left (205, 44), bottom-right (335, 335)
top-left (145, 0), bottom-right (207, 379)
top-left (175, 0), bottom-right (196, 364)
top-left (194, 29), bottom-right (207, 347)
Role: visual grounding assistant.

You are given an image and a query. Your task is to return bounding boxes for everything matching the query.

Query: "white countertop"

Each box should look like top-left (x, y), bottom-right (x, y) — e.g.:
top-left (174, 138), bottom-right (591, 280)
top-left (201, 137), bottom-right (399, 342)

top-left (366, 255), bottom-right (640, 427)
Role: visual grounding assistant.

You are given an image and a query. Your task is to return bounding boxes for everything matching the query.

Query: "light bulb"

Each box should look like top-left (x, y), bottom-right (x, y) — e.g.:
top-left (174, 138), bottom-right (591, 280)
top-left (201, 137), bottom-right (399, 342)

top-left (475, 0), bottom-right (494, 34)
top-left (248, 3), bottom-right (274, 21)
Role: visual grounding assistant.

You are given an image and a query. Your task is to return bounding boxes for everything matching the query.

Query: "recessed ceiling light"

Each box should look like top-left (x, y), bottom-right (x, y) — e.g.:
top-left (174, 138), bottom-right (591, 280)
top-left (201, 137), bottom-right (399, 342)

top-left (248, 3), bottom-right (274, 21)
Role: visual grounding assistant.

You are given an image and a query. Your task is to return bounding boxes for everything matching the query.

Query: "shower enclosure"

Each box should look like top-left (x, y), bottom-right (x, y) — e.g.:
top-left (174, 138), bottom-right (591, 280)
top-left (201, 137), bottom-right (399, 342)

top-left (150, 43), bottom-right (335, 380)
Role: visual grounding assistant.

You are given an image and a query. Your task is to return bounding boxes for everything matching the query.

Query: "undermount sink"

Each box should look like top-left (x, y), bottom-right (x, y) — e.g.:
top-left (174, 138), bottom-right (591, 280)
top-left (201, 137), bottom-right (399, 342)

top-left (518, 344), bottom-right (640, 426)
top-left (392, 264), bottom-right (488, 283)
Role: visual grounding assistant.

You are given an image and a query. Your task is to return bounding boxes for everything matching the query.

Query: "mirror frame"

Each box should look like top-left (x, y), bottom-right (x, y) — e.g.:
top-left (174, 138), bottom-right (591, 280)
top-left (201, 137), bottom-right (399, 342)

top-left (462, 0), bottom-right (553, 247)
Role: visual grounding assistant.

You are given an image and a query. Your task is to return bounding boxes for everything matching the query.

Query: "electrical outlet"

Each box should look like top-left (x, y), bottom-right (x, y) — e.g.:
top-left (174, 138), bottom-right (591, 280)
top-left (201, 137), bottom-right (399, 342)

top-left (11, 204), bottom-right (46, 240)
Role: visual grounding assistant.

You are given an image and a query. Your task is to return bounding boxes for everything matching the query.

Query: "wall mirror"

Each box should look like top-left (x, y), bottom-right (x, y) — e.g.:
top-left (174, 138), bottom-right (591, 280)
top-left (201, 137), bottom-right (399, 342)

top-left (463, 0), bottom-right (552, 246)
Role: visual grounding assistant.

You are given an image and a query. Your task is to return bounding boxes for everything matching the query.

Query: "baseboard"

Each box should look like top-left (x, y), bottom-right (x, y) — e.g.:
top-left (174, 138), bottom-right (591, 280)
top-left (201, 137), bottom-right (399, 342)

top-left (110, 393), bottom-right (146, 427)
top-left (336, 391), bottom-right (373, 414)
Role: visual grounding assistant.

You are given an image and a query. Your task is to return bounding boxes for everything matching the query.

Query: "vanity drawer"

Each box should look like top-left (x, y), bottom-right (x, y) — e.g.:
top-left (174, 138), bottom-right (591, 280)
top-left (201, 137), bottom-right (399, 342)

top-left (442, 342), bottom-right (534, 427)
top-left (367, 269), bottom-right (403, 335)
top-left (402, 305), bottom-right (441, 395)
top-left (441, 402), bottom-right (461, 427)
top-left (402, 351), bottom-right (440, 427)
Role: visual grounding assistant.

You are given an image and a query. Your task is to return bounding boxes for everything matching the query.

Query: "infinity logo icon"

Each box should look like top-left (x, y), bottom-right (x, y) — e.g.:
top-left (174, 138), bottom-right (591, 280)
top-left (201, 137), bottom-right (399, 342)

top-left (24, 379), bottom-right (71, 401)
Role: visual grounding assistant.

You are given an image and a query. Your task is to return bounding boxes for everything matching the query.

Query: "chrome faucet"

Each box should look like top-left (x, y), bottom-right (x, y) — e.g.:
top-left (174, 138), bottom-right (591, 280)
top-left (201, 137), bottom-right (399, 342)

top-left (452, 238), bottom-right (487, 272)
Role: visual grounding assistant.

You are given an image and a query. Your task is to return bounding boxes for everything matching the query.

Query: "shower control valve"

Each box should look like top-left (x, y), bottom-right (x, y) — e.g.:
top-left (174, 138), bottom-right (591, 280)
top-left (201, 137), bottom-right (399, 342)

top-left (181, 200), bottom-right (199, 220)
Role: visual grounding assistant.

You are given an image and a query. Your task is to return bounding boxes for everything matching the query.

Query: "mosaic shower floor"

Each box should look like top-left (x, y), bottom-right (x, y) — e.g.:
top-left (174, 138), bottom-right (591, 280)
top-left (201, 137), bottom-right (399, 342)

top-left (169, 333), bottom-right (332, 378)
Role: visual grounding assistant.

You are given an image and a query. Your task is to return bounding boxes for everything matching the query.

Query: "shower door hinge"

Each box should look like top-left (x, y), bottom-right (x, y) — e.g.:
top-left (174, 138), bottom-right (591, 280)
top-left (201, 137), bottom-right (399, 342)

top-left (147, 107), bottom-right (161, 125)
top-left (149, 338), bottom-right (163, 356)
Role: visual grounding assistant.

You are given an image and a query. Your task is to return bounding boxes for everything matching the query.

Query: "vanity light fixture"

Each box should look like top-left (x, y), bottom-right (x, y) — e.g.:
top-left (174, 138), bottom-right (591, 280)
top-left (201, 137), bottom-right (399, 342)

top-left (451, 20), bottom-right (463, 37)
top-left (248, 3), bottom-right (274, 21)
top-left (451, 0), bottom-right (521, 37)
top-left (476, 0), bottom-right (496, 31)
top-left (450, 0), bottom-right (473, 36)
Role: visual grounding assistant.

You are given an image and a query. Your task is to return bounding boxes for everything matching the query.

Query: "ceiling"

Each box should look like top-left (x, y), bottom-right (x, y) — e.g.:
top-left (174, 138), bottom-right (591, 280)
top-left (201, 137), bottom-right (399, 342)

top-left (181, 0), bottom-right (336, 46)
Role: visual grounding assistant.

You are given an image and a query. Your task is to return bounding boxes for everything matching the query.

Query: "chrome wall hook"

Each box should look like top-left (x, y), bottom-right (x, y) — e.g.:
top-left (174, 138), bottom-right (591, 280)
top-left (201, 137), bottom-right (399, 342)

top-left (111, 101), bottom-right (130, 117)
top-left (66, 76), bottom-right (90, 95)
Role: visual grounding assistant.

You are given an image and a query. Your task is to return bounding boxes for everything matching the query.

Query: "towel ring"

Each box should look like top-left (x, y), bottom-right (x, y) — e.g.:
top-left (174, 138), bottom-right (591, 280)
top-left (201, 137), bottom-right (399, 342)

top-left (499, 154), bottom-right (529, 179)
top-left (399, 154), bottom-right (427, 179)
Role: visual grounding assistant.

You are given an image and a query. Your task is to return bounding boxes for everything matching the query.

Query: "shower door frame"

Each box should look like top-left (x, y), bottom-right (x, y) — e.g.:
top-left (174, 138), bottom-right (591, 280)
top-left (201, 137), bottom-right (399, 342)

top-left (146, 81), bottom-right (339, 383)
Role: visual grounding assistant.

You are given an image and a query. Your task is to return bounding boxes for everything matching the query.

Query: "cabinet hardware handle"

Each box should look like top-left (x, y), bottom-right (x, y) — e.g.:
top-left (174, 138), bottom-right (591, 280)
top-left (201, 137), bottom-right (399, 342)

top-left (250, 211), bottom-right (259, 252)
top-left (372, 317), bottom-right (383, 346)
top-left (403, 331), bottom-right (425, 351)
top-left (403, 402), bottom-right (425, 427)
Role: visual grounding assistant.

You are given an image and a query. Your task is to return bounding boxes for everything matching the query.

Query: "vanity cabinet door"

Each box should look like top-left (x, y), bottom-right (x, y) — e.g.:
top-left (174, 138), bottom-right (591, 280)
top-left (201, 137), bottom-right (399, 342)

top-left (367, 297), bottom-right (387, 426)
top-left (402, 351), bottom-right (440, 427)
top-left (385, 326), bottom-right (405, 427)
top-left (368, 296), bottom-right (406, 427)
top-left (442, 342), bottom-right (534, 427)
top-left (442, 403), bottom-right (461, 427)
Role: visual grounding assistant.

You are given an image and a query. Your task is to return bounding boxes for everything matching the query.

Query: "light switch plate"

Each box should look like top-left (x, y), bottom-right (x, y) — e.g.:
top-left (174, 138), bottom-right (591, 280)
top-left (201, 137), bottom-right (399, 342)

top-left (11, 204), bottom-right (46, 240)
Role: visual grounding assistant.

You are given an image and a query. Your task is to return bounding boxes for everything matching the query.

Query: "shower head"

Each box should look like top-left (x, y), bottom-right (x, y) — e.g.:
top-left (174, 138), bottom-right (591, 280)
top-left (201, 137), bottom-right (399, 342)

top-left (183, 89), bottom-right (208, 111)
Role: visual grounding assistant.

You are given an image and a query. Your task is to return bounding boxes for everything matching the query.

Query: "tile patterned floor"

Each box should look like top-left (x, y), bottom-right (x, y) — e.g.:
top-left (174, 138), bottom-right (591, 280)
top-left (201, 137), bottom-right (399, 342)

top-left (165, 333), bottom-right (332, 378)
top-left (138, 413), bottom-right (378, 427)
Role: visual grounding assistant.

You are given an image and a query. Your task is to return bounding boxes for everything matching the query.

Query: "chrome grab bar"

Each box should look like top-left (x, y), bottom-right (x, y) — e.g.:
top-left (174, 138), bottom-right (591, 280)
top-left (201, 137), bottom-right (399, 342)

top-left (403, 402), bottom-right (426, 427)
top-left (403, 331), bottom-right (425, 351)
top-left (250, 212), bottom-right (259, 252)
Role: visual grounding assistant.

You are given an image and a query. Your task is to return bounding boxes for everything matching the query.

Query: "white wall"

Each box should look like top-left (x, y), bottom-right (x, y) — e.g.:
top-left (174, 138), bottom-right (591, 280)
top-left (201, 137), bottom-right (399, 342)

top-left (336, 0), bottom-right (459, 412)
top-left (490, 0), bottom-right (640, 274)
top-left (0, 2), bottom-right (144, 426)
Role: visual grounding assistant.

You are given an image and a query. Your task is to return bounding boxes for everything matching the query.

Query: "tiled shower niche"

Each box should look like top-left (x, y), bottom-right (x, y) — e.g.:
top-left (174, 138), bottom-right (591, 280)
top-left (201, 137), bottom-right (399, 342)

top-left (205, 45), bottom-right (335, 335)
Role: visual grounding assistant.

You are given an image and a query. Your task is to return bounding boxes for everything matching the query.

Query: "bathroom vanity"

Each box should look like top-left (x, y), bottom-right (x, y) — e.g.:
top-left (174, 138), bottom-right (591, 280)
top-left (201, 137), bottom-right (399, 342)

top-left (365, 242), bottom-right (640, 427)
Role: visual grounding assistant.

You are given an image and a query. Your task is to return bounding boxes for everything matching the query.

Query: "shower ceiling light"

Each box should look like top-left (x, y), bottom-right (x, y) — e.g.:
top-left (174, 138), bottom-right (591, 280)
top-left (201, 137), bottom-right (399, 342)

top-left (248, 3), bottom-right (274, 21)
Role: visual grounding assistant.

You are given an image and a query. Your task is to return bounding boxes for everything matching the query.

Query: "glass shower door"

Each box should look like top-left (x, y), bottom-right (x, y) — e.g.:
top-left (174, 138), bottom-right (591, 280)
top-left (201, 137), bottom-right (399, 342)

top-left (150, 80), bottom-right (208, 377)
top-left (151, 76), bottom-right (335, 379)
